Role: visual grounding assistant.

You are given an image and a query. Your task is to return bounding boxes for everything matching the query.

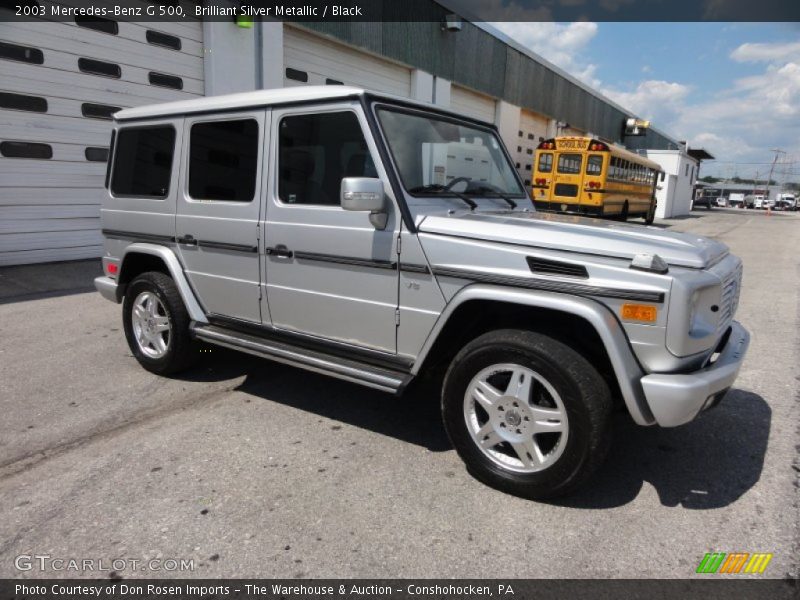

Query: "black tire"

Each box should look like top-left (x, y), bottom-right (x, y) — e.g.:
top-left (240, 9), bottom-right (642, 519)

top-left (644, 201), bottom-right (656, 225)
top-left (619, 200), bottom-right (629, 222)
top-left (442, 329), bottom-right (612, 499)
top-left (122, 271), bottom-right (197, 375)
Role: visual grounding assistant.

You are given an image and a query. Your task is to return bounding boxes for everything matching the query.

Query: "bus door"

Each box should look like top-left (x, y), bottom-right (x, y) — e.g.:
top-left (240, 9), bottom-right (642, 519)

top-left (552, 151), bottom-right (584, 210)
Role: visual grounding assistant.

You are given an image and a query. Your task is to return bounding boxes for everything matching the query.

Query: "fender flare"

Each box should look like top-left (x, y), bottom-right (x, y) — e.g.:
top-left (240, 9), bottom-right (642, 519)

top-left (118, 243), bottom-right (208, 324)
top-left (412, 284), bottom-right (655, 426)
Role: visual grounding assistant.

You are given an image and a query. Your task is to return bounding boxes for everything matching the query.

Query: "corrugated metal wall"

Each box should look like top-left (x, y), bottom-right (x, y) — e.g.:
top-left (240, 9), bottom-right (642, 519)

top-left (302, 13), bottom-right (677, 150)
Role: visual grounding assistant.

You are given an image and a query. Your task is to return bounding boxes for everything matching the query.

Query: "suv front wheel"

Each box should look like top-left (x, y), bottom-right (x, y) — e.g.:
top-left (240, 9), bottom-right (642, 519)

top-left (442, 329), bottom-right (612, 499)
top-left (122, 271), bottom-right (196, 375)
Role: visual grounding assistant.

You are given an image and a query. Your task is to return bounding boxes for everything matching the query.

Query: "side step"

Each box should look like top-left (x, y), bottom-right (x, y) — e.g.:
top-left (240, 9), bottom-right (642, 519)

top-left (191, 323), bottom-right (413, 394)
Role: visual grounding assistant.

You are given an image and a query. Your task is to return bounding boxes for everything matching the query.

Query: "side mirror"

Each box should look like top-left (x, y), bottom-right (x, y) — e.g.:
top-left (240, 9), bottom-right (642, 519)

top-left (341, 177), bottom-right (387, 229)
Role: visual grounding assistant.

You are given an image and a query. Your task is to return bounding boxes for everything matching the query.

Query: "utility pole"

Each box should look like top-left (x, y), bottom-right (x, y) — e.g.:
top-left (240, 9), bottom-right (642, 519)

top-left (765, 148), bottom-right (785, 204)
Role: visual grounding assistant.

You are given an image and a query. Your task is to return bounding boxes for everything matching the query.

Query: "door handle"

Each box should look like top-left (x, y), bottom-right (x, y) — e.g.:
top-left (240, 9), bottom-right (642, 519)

top-left (177, 234), bottom-right (197, 246)
top-left (266, 245), bottom-right (293, 258)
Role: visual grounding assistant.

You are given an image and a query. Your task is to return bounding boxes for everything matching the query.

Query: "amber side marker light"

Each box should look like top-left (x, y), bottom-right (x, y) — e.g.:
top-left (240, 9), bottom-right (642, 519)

top-left (621, 303), bottom-right (657, 323)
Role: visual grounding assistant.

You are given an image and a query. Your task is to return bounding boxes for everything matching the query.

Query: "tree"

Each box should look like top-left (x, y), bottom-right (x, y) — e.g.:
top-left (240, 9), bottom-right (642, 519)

top-left (699, 175), bottom-right (720, 183)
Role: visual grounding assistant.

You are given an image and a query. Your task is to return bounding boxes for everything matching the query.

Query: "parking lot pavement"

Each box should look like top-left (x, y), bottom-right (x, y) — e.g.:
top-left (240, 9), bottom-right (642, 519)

top-left (0, 209), bottom-right (797, 580)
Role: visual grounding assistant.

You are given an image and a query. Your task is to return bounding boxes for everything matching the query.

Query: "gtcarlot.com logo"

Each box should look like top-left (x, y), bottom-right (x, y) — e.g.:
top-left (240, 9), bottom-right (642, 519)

top-left (696, 552), bottom-right (773, 574)
top-left (15, 554), bottom-right (195, 573)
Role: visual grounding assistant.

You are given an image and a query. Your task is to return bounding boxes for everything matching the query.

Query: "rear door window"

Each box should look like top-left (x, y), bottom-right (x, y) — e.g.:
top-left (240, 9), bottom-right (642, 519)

top-left (557, 153), bottom-right (582, 174)
top-left (189, 119), bottom-right (259, 201)
top-left (111, 126), bottom-right (175, 197)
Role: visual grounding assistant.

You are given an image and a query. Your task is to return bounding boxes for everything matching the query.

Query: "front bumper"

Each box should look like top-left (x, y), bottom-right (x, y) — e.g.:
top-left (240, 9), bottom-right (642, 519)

top-left (641, 321), bottom-right (750, 427)
top-left (94, 276), bottom-right (119, 303)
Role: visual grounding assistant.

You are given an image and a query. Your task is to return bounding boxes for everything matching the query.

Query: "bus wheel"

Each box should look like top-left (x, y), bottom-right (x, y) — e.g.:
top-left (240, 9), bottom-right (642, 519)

top-left (645, 202), bottom-right (655, 225)
top-left (620, 201), bottom-right (629, 222)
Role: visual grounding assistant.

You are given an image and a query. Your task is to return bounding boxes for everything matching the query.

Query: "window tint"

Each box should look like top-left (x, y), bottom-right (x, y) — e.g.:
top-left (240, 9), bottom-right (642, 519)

top-left (146, 30), bottom-right (181, 50)
top-left (148, 72), bottom-right (183, 90)
top-left (0, 91), bottom-right (47, 113)
top-left (586, 155), bottom-right (603, 175)
top-left (81, 103), bottom-right (121, 120)
top-left (79, 58), bottom-right (121, 78)
top-left (557, 153), bottom-right (582, 174)
top-left (75, 16), bottom-right (118, 35)
top-left (537, 153), bottom-right (553, 173)
top-left (85, 147), bottom-right (109, 162)
top-left (279, 111), bottom-right (375, 206)
top-left (0, 40), bottom-right (43, 64)
top-left (0, 141), bottom-right (52, 159)
top-left (285, 68), bottom-right (308, 82)
top-left (111, 126), bottom-right (175, 197)
top-left (189, 120), bottom-right (259, 201)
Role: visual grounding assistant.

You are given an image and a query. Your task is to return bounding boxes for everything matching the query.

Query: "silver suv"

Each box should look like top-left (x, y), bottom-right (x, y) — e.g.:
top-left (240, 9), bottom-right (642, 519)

top-left (95, 87), bottom-right (749, 499)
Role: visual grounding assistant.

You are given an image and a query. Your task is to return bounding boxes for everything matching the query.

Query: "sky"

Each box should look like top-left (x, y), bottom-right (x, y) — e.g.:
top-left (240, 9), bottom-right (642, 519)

top-left (490, 22), bottom-right (800, 182)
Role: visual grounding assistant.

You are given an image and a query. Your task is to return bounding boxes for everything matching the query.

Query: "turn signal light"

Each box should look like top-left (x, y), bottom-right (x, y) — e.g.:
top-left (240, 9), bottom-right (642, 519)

top-left (621, 303), bottom-right (657, 323)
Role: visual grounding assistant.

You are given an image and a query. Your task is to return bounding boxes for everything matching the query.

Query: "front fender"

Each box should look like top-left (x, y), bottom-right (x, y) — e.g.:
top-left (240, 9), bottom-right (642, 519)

top-left (119, 243), bottom-right (208, 324)
top-left (413, 284), bottom-right (655, 426)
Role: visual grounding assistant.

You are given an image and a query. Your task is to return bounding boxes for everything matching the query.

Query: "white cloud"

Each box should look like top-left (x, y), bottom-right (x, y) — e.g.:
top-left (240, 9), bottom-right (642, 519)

top-left (490, 21), bottom-right (600, 86)
top-left (730, 41), bottom-right (800, 63)
top-left (604, 80), bottom-right (691, 122)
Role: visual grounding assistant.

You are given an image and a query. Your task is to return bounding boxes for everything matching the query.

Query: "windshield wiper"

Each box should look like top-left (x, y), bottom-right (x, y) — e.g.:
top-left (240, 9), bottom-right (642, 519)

top-left (452, 192), bottom-right (478, 211)
top-left (408, 184), bottom-right (448, 194)
top-left (408, 184), bottom-right (477, 210)
top-left (466, 187), bottom-right (518, 209)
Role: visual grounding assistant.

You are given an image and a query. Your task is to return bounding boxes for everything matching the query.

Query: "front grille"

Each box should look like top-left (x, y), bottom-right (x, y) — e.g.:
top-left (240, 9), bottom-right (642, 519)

top-left (717, 263), bottom-right (743, 335)
top-left (554, 183), bottom-right (578, 197)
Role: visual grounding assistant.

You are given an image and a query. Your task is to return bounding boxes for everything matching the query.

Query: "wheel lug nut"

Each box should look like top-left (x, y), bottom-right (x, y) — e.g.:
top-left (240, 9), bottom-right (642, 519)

top-left (513, 402), bottom-right (518, 407)
top-left (498, 405), bottom-right (504, 411)
top-left (515, 429), bottom-right (521, 434)
top-left (500, 423), bottom-right (506, 428)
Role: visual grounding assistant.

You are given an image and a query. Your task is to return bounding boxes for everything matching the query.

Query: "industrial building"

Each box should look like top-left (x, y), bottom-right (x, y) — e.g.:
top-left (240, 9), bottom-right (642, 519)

top-left (1, 2), bottom-right (696, 266)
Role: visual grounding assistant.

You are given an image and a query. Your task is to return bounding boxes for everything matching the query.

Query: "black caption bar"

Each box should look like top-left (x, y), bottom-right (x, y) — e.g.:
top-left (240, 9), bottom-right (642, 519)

top-left (3, 579), bottom-right (798, 600)
top-left (1, 0), bottom-right (799, 22)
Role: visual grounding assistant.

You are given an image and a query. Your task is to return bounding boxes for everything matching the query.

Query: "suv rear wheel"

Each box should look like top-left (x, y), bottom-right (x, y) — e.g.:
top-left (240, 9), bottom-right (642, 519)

top-left (442, 329), bottom-right (612, 499)
top-left (122, 271), bottom-right (196, 375)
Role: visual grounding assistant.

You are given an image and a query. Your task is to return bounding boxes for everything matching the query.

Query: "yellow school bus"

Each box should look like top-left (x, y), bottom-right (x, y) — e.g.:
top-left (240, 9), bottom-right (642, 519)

top-left (531, 137), bottom-right (662, 223)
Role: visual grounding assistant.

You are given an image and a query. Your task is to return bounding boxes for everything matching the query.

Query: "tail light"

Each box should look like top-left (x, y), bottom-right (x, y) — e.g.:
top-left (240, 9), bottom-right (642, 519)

top-left (106, 262), bottom-right (118, 276)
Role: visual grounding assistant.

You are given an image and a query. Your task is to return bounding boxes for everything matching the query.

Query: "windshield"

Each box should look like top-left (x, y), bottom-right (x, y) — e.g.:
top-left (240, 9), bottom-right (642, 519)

top-left (377, 107), bottom-right (525, 198)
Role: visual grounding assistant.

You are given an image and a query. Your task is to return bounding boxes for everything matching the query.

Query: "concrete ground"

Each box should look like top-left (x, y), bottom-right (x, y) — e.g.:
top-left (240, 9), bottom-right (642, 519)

top-left (0, 209), bottom-right (797, 579)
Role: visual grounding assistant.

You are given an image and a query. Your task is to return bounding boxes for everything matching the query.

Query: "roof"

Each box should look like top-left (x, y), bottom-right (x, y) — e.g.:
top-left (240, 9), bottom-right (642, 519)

top-left (114, 86), bottom-right (439, 122)
top-left (687, 148), bottom-right (715, 161)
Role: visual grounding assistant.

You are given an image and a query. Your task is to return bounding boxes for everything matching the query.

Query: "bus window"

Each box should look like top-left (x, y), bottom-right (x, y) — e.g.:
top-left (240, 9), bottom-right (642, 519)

top-left (586, 155), bottom-right (603, 175)
top-left (538, 152), bottom-right (553, 173)
top-left (557, 153), bottom-right (582, 174)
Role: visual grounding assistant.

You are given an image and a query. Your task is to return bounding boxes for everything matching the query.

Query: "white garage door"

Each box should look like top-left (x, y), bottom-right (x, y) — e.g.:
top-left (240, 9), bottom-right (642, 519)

top-left (514, 109), bottom-right (549, 189)
top-left (0, 3), bottom-right (204, 266)
top-left (450, 85), bottom-right (496, 123)
top-left (284, 26), bottom-right (411, 97)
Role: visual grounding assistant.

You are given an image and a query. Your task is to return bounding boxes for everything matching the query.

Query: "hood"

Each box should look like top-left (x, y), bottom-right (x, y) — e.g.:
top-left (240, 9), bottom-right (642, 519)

top-left (418, 210), bottom-right (728, 269)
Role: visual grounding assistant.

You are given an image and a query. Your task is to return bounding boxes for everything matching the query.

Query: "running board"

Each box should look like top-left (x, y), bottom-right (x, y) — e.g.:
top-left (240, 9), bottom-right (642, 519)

top-left (191, 323), bottom-right (413, 394)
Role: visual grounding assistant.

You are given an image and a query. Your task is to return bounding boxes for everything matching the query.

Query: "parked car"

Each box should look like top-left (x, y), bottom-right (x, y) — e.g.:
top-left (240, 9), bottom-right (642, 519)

top-left (95, 87), bottom-right (750, 500)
